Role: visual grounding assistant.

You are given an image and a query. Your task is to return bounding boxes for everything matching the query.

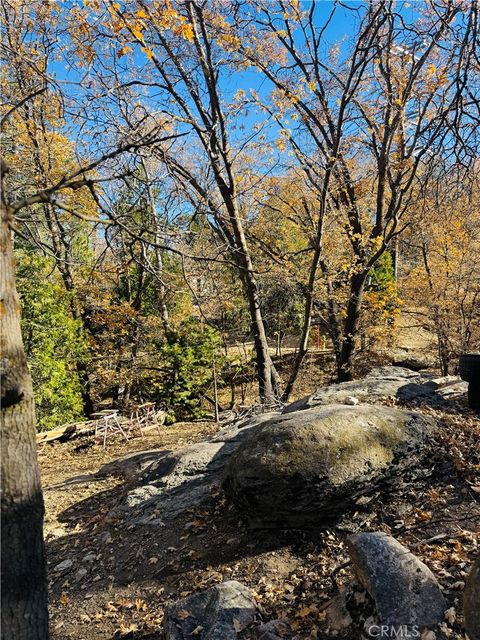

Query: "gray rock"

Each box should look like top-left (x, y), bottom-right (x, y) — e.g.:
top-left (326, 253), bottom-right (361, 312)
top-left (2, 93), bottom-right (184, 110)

top-left (283, 367), bottom-right (423, 412)
top-left (325, 593), bottom-right (354, 632)
top-left (129, 476), bottom-right (217, 524)
top-left (385, 347), bottom-right (436, 371)
top-left (105, 415), bottom-right (281, 524)
top-left (121, 418), bottom-right (289, 523)
top-left (125, 484), bottom-right (164, 508)
top-left (464, 555), bottom-right (480, 640)
top-left (163, 580), bottom-right (256, 640)
top-left (141, 442), bottom-right (233, 486)
top-left (254, 619), bottom-right (289, 639)
top-left (53, 559), bottom-right (73, 573)
top-left (83, 553), bottom-right (96, 562)
top-left (223, 404), bottom-right (436, 528)
top-left (75, 568), bottom-right (88, 581)
top-left (123, 441), bottom-right (240, 522)
top-left (283, 366), bottom-right (466, 412)
top-left (397, 376), bottom-right (467, 404)
top-left (347, 532), bottom-right (445, 635)
top-left (96, 449), bottom-right (167, 480)
top-left (116, 368), bottom-right (460, 528)
top-left (368, 366), bottom-right (422, 379)
top-left (210, 412), bottom-right (280, 444)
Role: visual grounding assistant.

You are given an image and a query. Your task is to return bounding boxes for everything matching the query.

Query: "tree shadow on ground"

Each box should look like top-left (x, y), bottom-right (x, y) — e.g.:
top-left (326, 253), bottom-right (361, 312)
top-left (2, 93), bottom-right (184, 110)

top-left (396, 379), bottom-right (468, 408)
top-left (47, 429), bottom-right (336, 602)
top-left (47, 416), bottom-right (477, 596)
top-left (45, 415), bottom-right (479, 640)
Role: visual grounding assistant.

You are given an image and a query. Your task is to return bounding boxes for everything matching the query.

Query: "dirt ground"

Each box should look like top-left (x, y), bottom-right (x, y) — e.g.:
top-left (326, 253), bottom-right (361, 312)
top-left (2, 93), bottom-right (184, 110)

top-left (41, 401), bottom-right (479, 640)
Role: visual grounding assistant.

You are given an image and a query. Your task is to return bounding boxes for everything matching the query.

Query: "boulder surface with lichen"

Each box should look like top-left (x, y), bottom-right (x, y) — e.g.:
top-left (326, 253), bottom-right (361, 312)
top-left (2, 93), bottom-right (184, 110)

top-left (223, 404), bottom-right (436, 528)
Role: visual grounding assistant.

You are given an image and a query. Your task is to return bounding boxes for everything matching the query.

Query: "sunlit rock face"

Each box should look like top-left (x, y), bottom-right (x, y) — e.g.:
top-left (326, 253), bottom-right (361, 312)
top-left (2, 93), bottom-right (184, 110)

top-left (223, 404), bottom-right (437, 529)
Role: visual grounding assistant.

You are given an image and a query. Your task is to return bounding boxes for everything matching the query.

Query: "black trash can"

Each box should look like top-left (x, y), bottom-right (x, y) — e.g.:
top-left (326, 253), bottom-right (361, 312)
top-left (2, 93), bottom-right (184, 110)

top-left (459, 353), bottom-right (480, 410)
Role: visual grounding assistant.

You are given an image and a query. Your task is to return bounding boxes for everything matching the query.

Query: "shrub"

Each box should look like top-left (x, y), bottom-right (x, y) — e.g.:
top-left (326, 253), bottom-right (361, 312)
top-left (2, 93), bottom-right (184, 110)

top-left (153, 318), bottom-right (223, 421)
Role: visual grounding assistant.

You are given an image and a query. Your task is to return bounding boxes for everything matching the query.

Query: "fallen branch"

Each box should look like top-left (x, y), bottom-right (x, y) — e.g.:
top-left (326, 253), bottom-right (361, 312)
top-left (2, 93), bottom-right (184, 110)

top-left (36, 420), bottom-right (98, 444)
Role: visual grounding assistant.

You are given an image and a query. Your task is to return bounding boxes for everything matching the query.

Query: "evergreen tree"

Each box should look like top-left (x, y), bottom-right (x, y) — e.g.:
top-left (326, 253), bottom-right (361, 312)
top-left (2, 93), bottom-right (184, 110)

top-left (16, 251), bottom-right (86, 430)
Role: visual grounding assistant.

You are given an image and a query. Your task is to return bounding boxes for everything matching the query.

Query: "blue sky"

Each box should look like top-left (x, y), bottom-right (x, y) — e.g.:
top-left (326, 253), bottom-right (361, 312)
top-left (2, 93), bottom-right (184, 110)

top-left (47, 1), bottom-right (424, 164)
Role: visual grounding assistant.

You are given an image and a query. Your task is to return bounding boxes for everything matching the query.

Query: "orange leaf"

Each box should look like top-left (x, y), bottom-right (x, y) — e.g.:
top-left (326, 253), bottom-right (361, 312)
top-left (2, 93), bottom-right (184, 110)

top-left (176, 609), bottom-right (190, 620)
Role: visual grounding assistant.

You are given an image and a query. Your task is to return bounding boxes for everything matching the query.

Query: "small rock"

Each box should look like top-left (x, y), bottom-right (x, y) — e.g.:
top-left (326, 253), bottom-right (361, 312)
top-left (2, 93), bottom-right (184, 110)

top-left (255, 619), bottom-right (289, 639)
top-left (75, 568), bottom-right (88, 581)
top-left (325, 593), bottom-right (353, 631)
top-left (464, 555), bottom-right (480, 640)
top-left (53, 559), bottom-right (73, 573)
top-left (347, 532), bottom-right (445, 635)
top-left (163, 580), bottom-right (256, 640)
top-left (83, 553), bottom-right (96, 562)
top-left (98, 531), bottom-right (112, 544)
top-left (344, 396), bottom-right (359, 405)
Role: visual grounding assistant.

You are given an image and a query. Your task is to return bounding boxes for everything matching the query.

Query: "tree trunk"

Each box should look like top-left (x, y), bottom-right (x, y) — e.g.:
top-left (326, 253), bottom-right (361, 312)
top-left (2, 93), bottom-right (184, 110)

top-left (281, 256), bottom-right (340, 402)
top-left (140, 157), bottom-right (170, 332)
top-left (154, 243), bottom-right (170, 332)
top-left (281, 284), bottom-right (314, 402)
top-left (1, 204), bottom-right (49, 639)
top-left (219, 191), bottom-right (279, 403)
top-left (337, 271), bottom-right (367, 382)
top-left (240, 266), bottom-right (279, 404)
top-left (280, 171), bottom-right (331, 403)
top-left (437, 330), bottom-right (450, 376)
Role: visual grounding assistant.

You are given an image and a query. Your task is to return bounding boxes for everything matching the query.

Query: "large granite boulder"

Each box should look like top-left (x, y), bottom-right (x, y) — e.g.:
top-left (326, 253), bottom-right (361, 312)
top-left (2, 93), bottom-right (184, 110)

top-left (283, 367), bottom-right (421, 413)
top-left (96, 449), bottom-right (167, 480)
top-left (347, 532), bottom-right (445, 637)
top-left (122, 412), bottom-right (283, 522)
top-left (140, 442), bottom-right (233, 486)
top-left (114, 413), bottom-right (281, 525)
top-left (283, 366), bottom-right (466, 413)
top-left (387, 347), bottom-right (436, 371)
top-left (124, 441), bottom-right (235, 521)
top-left (163, 580), bottom-right (256, 640)
top-left (210, 412), bottom-right (280, 444)
top-left (464, 555), bottom-right (480, 640)
top-left (223, 404), bottom-right (436, 528)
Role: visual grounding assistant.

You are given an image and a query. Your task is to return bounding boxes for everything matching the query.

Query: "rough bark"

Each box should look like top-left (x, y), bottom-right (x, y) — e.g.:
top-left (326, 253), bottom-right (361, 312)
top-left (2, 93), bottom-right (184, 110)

top-left (146, 2), bottom-right (280, 405)
top-left (337, 271), bottom-right (368, 382)
top-left (205, 190), bottom-right (279, 403)
top-left (232, 217), bottom-right (280, 404)
top-left (1, 203), bottom-right (49, 639)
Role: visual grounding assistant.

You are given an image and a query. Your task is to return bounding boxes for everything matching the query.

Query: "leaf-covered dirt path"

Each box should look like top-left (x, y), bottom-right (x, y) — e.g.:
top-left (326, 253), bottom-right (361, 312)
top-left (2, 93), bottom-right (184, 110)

top-left (41, 407), bottom-right (479, 640)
